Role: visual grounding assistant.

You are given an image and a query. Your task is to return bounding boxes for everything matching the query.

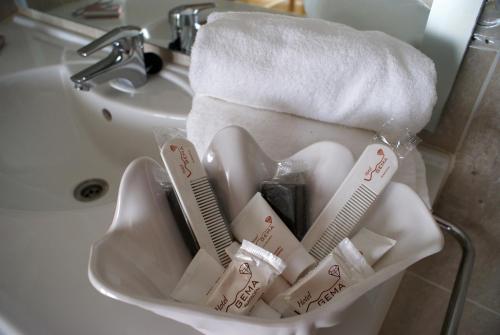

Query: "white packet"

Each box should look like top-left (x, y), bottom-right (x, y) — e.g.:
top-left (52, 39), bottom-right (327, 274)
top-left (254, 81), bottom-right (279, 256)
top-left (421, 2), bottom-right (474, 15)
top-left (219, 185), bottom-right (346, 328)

top-left (171, 248), bottom-right (275, 317)
top-left (206, 240), bottom-right (286, 315)
top-left (283, 238), bottom-right (374, 314)
top-left (351, 228), bottom-right (396, 266)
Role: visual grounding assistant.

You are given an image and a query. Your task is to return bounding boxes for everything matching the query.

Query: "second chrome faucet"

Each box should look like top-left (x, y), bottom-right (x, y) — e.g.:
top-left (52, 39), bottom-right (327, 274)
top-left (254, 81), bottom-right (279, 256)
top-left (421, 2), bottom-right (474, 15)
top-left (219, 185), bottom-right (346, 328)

top-left (168, 3), bottom-right (215, 55)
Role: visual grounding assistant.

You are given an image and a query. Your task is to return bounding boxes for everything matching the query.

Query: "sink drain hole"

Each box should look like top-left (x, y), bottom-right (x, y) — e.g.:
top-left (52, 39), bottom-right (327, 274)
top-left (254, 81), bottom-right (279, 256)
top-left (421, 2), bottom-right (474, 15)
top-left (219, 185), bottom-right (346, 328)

top-left (74, 179), bottom-right (108, 202)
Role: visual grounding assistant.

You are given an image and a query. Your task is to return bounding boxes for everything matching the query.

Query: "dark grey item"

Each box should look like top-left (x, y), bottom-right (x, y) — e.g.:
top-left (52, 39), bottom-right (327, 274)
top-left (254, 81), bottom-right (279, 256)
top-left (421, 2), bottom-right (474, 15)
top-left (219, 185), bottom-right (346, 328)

top-left (434, 215), bottom-right (475, 335)
top-left (261, 177), bottom-right (307, 240)
top-left (165, 184), bottom-right (199, 256)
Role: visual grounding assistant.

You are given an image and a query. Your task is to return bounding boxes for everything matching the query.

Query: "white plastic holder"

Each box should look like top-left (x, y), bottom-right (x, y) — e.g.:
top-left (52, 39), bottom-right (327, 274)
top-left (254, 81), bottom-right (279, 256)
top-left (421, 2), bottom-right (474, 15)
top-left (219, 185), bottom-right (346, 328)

top-left (88, 126), bottom-right (444, 335)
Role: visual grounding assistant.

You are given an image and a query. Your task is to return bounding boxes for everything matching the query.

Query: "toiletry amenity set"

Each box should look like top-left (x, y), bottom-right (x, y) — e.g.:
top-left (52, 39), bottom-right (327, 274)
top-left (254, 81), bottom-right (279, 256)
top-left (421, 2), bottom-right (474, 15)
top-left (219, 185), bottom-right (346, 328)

top-left (88, 127), bottom-right (443, 334)
top-left (88, 11), bottom-right (444, 334)
top-left (156, 125), bottom-right (406, 317)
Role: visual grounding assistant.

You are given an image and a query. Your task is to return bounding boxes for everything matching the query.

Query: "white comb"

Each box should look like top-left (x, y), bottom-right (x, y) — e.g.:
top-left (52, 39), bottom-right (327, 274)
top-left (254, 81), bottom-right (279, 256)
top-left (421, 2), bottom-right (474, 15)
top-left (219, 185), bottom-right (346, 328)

top-left (302, 144), bottom-right (398, 261)
top-left (160, 138), bottom-right (233, 267)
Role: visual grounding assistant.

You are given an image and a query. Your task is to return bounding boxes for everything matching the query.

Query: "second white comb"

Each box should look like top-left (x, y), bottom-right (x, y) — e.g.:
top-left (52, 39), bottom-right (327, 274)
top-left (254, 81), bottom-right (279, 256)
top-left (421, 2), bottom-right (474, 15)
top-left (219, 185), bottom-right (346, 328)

top-left (302, 144), bottom-right (398, 261)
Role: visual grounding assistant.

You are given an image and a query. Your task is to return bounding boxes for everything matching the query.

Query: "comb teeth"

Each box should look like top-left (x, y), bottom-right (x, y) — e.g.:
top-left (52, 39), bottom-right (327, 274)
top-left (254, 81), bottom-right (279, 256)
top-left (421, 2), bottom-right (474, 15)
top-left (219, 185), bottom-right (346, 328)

top-left (191, 177), bottom-right (232, 267)
top-left (309, 184), bottom-right (377, 261)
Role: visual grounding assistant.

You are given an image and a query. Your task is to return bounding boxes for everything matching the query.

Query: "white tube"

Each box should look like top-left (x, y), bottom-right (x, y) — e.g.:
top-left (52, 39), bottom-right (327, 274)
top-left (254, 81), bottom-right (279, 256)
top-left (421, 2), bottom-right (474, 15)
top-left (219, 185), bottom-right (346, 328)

top-left (283, 238), bottom-right (374, 314)
top-left (231, 193), bottom-right (316, 283)
top-left (227, 241), bottom-right (293, 317)
top-left (171, 248), bottom-right (275, 316)
top-left (206, 240), bottom-right (285, 315)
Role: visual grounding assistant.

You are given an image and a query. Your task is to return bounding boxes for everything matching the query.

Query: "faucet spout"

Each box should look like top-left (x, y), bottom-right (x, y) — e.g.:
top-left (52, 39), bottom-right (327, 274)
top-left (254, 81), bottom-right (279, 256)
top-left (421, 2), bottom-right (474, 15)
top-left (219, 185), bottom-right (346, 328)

top-left (70, 26), bottom-right (146, 91)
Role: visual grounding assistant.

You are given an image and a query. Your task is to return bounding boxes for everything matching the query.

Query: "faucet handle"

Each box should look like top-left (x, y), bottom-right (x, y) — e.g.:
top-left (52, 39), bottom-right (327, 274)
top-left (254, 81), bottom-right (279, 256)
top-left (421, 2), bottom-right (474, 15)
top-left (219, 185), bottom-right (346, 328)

top-left (168, 2), bottom-right (215, 22)
top-left (168, 3), bottom-right (215, 54)
top-left (168, 2), bottom-right (215, 35)
top-left (78, 25), bottom-right (143, 57)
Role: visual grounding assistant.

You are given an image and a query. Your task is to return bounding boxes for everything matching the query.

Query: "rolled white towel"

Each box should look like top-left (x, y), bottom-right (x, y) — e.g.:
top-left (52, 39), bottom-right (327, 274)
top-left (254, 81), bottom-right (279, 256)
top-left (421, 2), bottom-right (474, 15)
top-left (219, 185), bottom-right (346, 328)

top-left (190, 12), bottom-right (437, 134)
top-left (186, 95), bottom-right (431, 207)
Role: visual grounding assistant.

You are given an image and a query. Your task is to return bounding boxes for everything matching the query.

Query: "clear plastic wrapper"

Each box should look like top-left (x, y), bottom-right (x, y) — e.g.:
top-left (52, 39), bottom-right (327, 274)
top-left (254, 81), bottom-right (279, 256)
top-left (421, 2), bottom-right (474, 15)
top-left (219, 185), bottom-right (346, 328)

top-left (260, 159), bottom-right (308, 240)
top-left (153, 127), bottom-right (187, 150)
top-left (153, 127), bottom-right (233, 264)
top-left (374, 118), bottom-right (421, 159)
top-left (153, 127), bottom-right (199, 255)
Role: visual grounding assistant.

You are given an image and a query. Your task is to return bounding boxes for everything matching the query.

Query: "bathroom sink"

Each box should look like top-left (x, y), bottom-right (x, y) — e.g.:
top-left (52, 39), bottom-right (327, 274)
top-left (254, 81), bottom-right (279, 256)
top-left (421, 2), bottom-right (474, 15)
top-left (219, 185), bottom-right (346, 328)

top-left (0, 59), bottom-right (191, 211)
top-left (0, 15), bottom-right (199, 335)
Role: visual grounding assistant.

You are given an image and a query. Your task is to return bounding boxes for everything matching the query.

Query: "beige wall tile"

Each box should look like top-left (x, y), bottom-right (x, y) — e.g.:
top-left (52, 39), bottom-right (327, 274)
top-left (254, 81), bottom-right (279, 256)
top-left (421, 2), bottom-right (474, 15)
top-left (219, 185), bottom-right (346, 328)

top-left (381, 272), bottom-right (500, 334)
top-left (380, 273), bottom-right (449, 335)
top-left (420, 47), bottom-right (497, 153)
top-left (459, 302), bottom-right (500, 335)
top-left (385, 47), bottom-right (500, 333)
top-left (417, 53), bottom-right (499, 297)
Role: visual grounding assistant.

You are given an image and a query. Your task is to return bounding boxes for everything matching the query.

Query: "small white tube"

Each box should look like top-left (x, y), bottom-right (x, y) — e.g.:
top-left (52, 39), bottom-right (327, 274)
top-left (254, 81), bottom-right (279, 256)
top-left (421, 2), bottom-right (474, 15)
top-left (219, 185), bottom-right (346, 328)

top-left (283, 238), bottom-right (374, 314)
top-left (231, 193), bottom-right (316, 283)
top-left (206, 240), bottom-right (286, 315)
top-left (171, 248), bottom-right (275, 315)
top-left (351, 228), bottom-right (396, 266)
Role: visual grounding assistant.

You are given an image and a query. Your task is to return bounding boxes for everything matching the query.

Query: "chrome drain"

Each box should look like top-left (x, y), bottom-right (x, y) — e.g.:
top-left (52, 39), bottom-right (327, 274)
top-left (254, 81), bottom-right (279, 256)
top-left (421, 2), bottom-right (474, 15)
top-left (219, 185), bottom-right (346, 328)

top-left (74, 179), bottom-right (108, 202)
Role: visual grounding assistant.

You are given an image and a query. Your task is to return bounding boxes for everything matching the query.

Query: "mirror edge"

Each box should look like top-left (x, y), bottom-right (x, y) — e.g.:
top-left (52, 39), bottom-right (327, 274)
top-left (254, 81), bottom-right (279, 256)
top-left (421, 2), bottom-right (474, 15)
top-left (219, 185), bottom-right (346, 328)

top-left (422, 0), bottom-right (485, 132)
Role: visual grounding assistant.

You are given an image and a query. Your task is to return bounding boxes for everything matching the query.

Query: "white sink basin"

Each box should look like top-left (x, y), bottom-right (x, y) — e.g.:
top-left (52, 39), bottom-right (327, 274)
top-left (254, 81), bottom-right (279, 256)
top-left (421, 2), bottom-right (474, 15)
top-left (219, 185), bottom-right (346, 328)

top-left (0, 16), bottom-right (197, 335)
top-left (0, 45), bottom-right (191, 211)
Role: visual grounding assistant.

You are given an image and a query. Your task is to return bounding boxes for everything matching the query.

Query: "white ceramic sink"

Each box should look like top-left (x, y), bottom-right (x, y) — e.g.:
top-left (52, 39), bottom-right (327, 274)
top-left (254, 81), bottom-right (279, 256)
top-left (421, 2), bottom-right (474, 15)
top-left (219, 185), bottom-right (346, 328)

top-left (0, 15), bottom-right (197, 335)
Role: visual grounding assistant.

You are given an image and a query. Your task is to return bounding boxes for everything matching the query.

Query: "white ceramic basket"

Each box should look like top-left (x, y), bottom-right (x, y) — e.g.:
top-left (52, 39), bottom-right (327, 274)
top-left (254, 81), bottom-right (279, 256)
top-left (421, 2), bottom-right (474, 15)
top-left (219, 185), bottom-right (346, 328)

top-left (88, 126), bottom-right (443, 335)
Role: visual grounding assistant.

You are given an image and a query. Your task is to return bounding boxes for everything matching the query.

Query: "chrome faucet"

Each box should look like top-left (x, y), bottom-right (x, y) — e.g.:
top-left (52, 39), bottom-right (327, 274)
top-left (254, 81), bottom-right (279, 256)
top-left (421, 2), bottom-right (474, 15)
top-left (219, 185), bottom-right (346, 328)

top-left (168, 3), bottom-right (215, 55)
top-left (71, 26), bottom-right (146, 91)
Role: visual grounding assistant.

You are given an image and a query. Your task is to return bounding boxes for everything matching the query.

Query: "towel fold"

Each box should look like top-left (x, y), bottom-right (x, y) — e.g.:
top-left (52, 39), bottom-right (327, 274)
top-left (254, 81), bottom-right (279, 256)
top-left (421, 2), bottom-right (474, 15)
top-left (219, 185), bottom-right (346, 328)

top-left (190, 12), bottom-right (437, 134)
top-left (187, 96), bottom-right (431, 207)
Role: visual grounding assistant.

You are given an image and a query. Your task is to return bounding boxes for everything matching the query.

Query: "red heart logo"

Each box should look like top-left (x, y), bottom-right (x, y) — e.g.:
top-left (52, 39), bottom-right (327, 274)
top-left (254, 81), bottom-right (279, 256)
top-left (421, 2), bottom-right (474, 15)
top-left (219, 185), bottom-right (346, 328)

top-left (377, 148), bottom-right (384, 155)
top-left (265, 216), bottom-right (272, 224)
top-left (170, 144), bottom-right (177, 152)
